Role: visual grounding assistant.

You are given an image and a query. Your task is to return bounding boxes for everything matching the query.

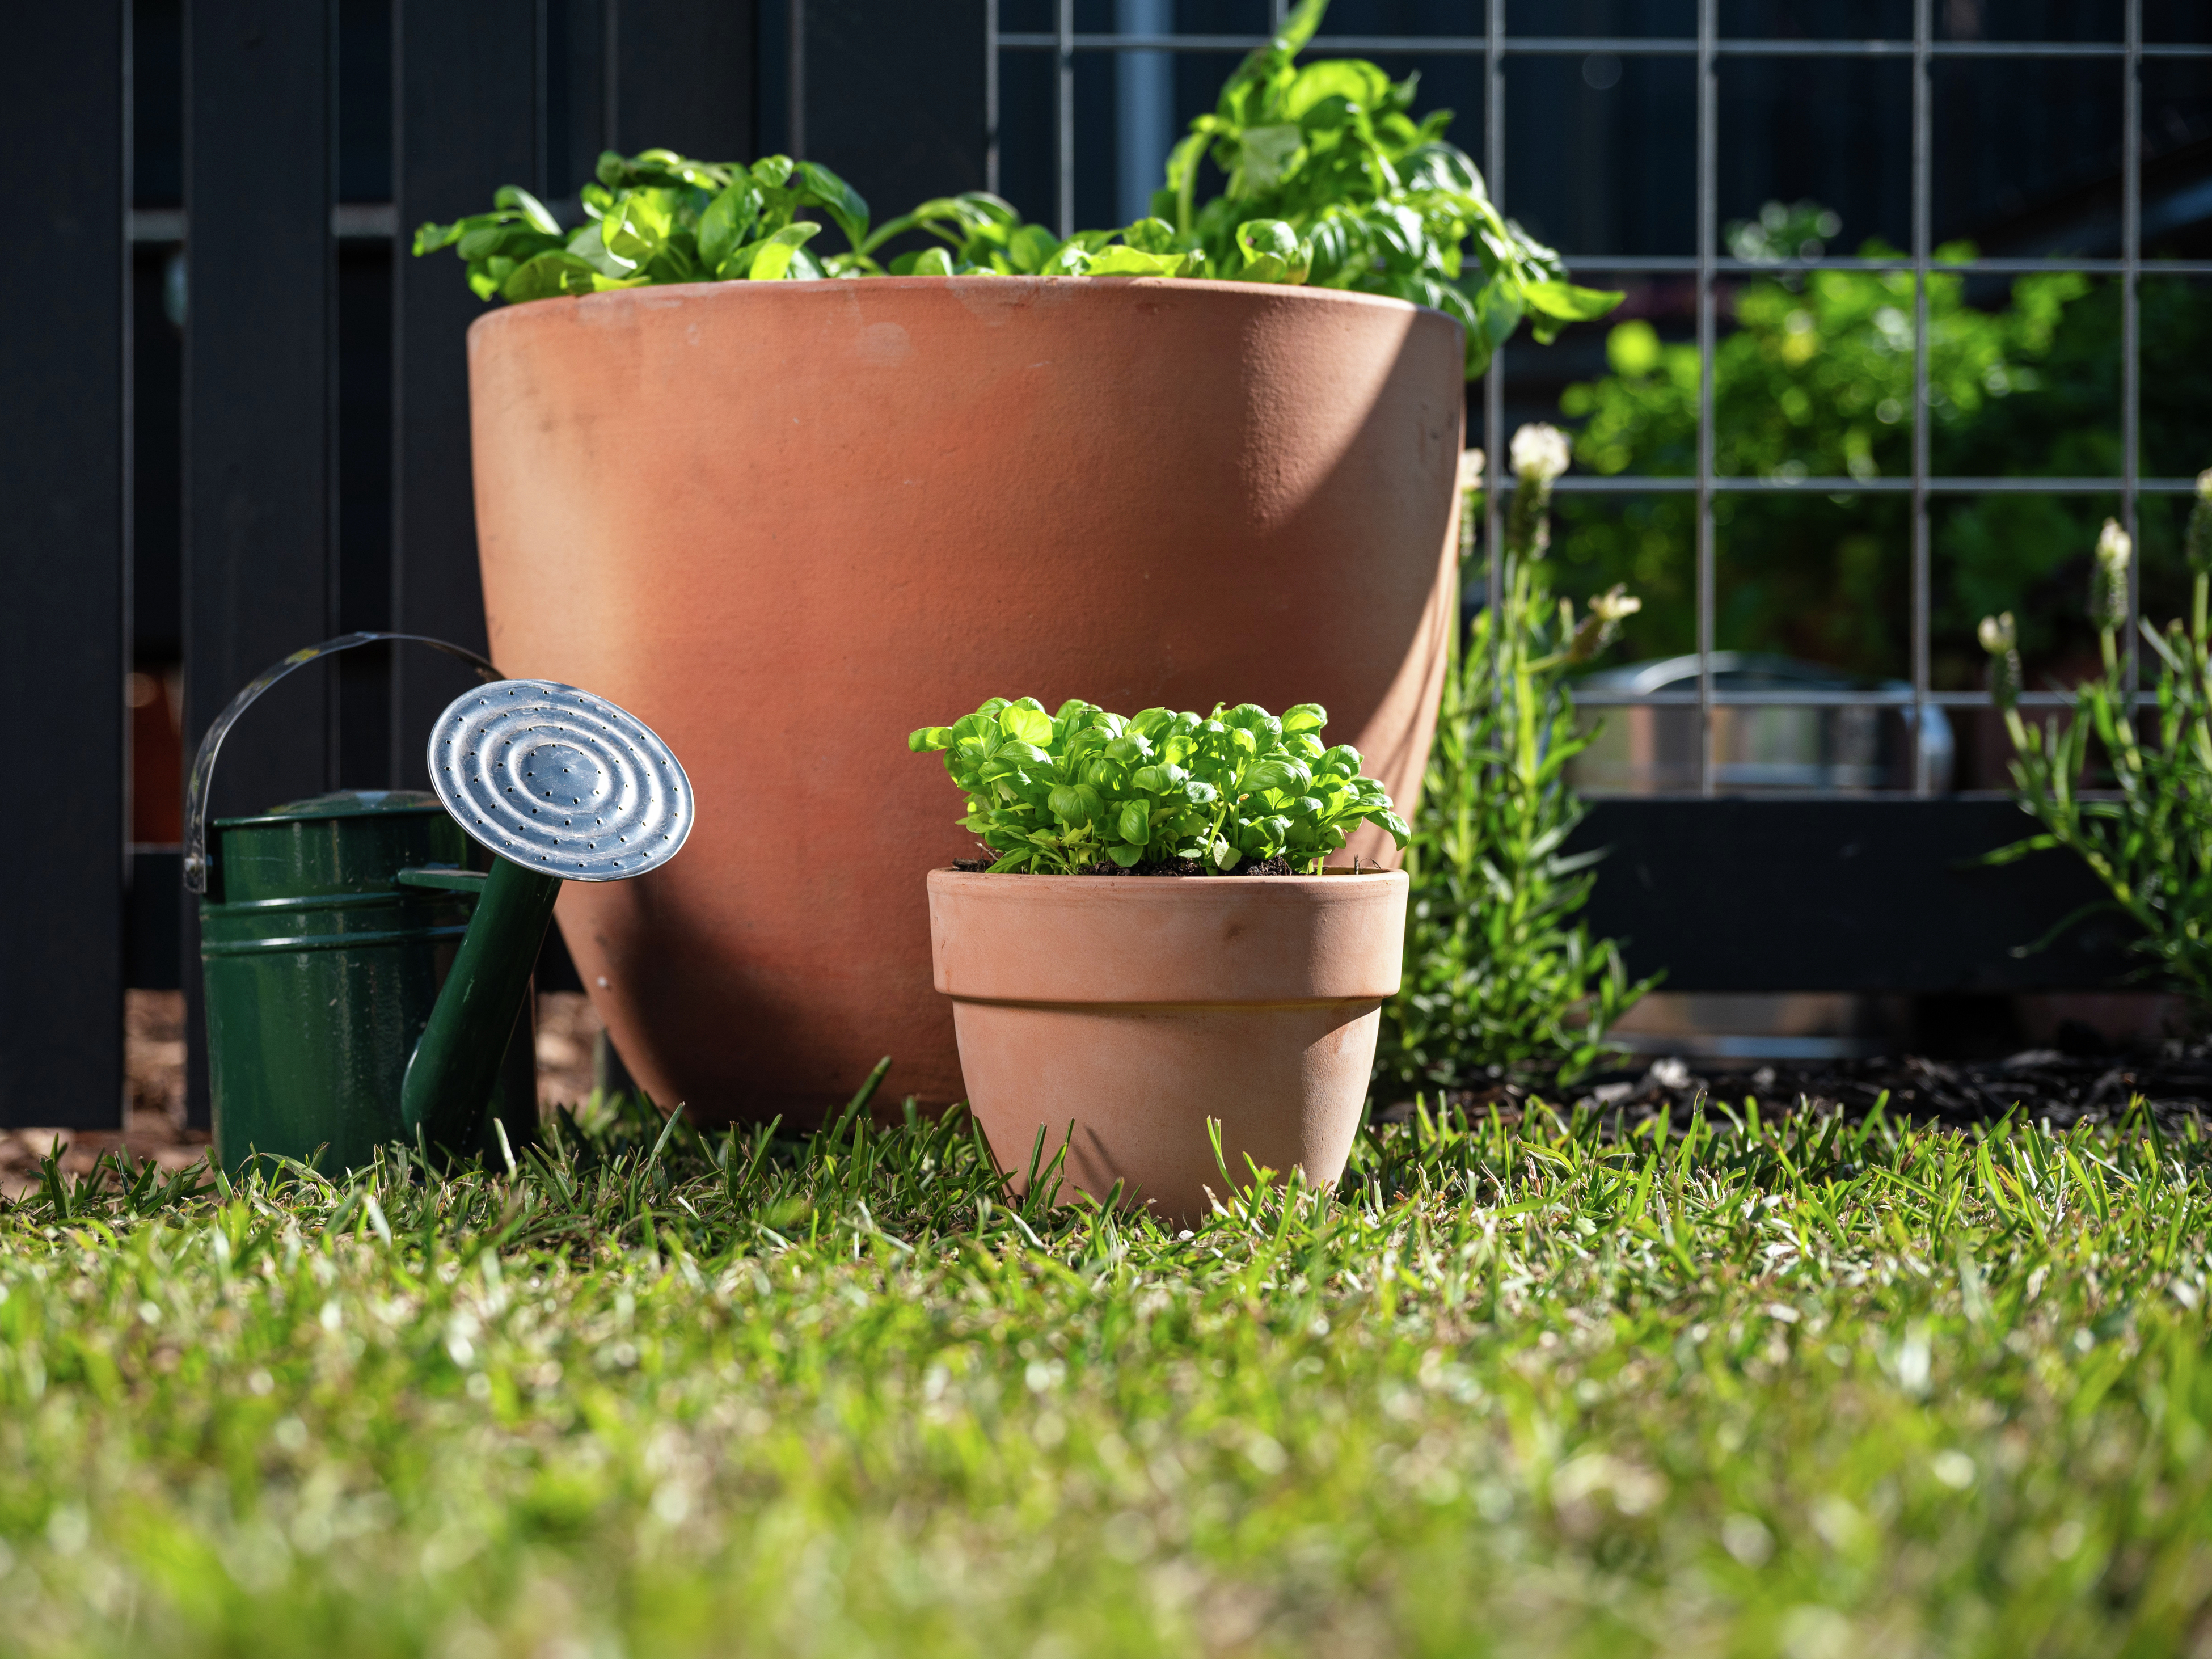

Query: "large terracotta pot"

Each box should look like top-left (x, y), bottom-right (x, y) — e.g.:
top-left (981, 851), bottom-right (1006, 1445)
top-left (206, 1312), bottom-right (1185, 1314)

top-left (468, 276), bottom-right (1462, 1126)
top-left (928, 867), bottom-right (1409, 1223)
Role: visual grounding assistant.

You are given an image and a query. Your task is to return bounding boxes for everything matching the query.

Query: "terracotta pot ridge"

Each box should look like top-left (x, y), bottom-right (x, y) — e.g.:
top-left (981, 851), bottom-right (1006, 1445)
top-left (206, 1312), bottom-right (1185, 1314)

top-left (466, 271), bottom-right (1443, 343)
top-left (928, 868), bottom-right (1407, 1006)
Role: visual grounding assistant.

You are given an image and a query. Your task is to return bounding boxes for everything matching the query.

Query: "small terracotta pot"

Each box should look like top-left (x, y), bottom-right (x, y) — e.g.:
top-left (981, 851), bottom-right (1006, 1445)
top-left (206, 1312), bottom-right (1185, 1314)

top-left (927, 868), bottom-right (1408, 1223)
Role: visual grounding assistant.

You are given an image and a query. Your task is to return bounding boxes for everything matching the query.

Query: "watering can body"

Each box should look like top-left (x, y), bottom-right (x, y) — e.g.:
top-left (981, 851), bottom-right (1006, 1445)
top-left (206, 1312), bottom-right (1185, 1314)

top-left (199, 790), bottom-right (535, 1175)
top-left (187, 634), bottom-right (693, 1177)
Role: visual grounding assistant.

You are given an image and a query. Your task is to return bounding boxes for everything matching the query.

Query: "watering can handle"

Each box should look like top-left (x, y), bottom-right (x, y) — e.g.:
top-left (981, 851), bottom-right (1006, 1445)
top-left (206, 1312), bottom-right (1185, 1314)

top-left (181, 631), bottom-right (501, 894)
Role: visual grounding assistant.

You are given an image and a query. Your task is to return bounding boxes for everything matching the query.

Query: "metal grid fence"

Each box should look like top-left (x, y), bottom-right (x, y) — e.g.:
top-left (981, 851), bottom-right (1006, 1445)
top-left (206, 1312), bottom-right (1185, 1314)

top-left (994, 0), bottom-right (2212, 795)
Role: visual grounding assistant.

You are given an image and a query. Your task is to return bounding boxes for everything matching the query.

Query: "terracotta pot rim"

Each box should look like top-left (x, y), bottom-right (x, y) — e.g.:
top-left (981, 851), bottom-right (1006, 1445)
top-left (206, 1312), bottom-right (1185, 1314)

top-left (927, 866), bottom-right (1408, 1004)
top-left (467, 273), bottom-right (1446, 341)
top-left (926, 867), bottom-right (1410, 886)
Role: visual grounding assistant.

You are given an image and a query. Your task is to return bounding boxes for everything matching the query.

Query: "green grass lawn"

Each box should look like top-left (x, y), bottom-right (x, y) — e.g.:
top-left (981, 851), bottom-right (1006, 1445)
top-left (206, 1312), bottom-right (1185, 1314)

top-left (2, 1092), bottom-right (2209, 1656)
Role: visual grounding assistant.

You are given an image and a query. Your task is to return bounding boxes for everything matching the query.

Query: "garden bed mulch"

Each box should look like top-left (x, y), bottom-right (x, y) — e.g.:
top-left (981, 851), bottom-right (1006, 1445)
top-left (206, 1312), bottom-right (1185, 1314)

top-left (0, 991), bottom-right (609, 1201)
top-left (12, 999), bottom-right (2206, 1201)
top-left (1406, 1043), bottom-right (2212, 1134)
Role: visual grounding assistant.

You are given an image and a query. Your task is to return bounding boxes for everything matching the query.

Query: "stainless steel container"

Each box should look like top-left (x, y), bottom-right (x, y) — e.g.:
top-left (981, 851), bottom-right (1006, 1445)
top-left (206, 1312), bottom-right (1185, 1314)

top-left (1569, 653), bottom-right (1954, 795)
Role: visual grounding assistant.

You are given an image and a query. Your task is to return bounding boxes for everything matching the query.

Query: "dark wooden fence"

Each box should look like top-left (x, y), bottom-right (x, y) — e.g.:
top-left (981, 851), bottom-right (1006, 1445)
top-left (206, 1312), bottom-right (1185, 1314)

top-left (0, 0), bottom-right (2132, 1130)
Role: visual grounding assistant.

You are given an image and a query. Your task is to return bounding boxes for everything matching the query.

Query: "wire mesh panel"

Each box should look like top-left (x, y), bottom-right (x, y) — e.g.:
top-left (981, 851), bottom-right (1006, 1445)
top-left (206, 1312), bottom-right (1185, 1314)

top-left (993, 0), bottom-right (2212, 796)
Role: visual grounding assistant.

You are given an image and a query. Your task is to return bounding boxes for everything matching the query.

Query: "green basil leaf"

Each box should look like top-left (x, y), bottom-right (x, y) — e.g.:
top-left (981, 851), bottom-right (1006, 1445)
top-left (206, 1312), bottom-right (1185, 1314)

top-left (797, 160), bottom-right (871, 252)
top-left (1083, 244), bottom-right (1188, 277)
top-left (889, 247), bottom-right (955, 276)
top-left (1234, 126), bottom-right (1304, 192)
top-left (1233, 218), bottom-right (1313, 285)
top-left (500, 252), bottom-right (610, 302)
top-left (698, 181), bottom-right (763, 272)
top-left (1523, 279), bottom-right (1626, 322)
top-left (1121, 216), bottom-right (1180, 254)
top-left (1048, 784), bottom-right (1105, 827)
top-left (727, 221), bottom-right (824, 281)
top-left (456, 224), bottom-right (512, 261)
top-left (1285, 58), bottom-right (1391, 120)
top-left (601, 189), bottom-right (675, 264)
top-left (413, 218), bottom-right (468, 255)
top-left (1006, 223), bottom-right (1062, 273)
top-left (747, 242), bottom-right (801, 281)
top-left (1000, 700), bottom-right (1054, 746)
top-left (493, 184), bottom-right (563, 235)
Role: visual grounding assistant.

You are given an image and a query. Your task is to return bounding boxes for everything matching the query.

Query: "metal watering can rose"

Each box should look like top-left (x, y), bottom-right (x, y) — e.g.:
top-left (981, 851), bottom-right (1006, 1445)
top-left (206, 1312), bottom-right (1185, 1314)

top-left (185, 633), bottom-right (693, 1174)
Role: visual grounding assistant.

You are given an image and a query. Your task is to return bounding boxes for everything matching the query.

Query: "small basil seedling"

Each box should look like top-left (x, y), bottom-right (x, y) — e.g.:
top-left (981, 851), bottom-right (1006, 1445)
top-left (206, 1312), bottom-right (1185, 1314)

top-left (910, 698), bottom-right (1409, 875)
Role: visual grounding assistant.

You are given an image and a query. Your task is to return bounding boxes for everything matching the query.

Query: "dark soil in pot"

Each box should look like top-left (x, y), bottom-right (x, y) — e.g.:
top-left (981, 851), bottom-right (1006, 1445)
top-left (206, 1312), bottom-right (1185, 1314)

top-left (949, 856), bottom-right (1305, 876)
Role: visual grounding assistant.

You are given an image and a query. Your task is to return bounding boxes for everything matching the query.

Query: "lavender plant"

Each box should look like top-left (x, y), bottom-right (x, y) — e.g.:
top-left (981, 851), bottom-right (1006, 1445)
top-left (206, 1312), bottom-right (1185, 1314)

top-left (1986, 481), bottom-right (2212, 1018)
top-left (1378, 428), bottom-right (1654, 1092)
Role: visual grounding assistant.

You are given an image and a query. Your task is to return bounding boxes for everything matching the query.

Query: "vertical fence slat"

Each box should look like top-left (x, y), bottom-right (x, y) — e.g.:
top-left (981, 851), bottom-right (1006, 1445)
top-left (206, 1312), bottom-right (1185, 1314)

top-left (184, 0), bottom-right (337, 1125)
top-left (1695, 0), bottom-right (1716, 796)
top-left (609, 0), bottom-right (758, 157)
top-left (1910, 0), bottom-right (1932, 795)
top-left (1055, 0), bottom-right (1073, 235)
top-left (391, 0), bottom-right (541, 786)
top-left (805, 0), bottom-right (988, 217)
top-left (1482, 0), bottom-right (1502, 617)
top-left (0, 3), bottom-right (128, 1129)
top-left (2122, 0), bottom-right (2141, 699)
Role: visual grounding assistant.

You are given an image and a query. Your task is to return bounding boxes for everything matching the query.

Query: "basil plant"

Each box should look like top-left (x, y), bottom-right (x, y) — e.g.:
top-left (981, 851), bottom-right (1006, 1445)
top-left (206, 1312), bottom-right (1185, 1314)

top-left (412, 149), bottom-right (899, 302)
top-left (1151, 0), bottom-right (1621, 375)
top-left (415, 146), bottom-right (1317, 302)
top-left (910, 697), bottom-right (1409, 876)
top-left (414, 2), bottom-right (1618, 368)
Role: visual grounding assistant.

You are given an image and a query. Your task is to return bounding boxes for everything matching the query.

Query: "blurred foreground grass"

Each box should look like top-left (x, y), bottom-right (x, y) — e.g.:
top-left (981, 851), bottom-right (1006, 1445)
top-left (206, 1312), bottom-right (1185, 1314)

top-left (2, 1091), bottom-right (2209, 1657)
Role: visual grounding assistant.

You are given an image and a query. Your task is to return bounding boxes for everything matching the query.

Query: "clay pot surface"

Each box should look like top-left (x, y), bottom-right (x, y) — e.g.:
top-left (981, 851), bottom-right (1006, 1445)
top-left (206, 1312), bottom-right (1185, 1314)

top-left (928, 867), bottom-right (1407, 1223)
top-left (468, 276), bottom-right (1460, 1124)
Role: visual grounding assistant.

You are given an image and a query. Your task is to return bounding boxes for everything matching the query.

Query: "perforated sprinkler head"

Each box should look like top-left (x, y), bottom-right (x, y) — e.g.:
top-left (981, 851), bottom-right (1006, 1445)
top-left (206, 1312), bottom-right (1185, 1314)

top-left (428, 679), bottom-right (693, 879)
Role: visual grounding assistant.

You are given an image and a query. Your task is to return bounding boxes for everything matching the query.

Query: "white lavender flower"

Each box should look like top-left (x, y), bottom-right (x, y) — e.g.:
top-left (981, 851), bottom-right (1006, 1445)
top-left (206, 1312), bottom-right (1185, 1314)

top-left (1979, 611), bottom-right (2022, 712)
top-left (1590, 587), bottom-right (1642, 624)
top-left (1510, 423), bottom-right (1572, 485)
top-left (2091, 517), bottom-right (2132, 632)
top-left (1567, 584), bottom-right (1642, 663)
top-left (1505, 425), bottom-right (1568, 559)
top-left (1456, 449), bottom-right (1487, 561)
top-left (2190, 468), bottom-right (2212, 576)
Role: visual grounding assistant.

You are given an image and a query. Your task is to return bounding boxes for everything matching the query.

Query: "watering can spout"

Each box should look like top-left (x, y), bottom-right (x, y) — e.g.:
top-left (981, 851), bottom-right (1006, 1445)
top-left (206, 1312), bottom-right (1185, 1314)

top-left (402, 678), bottom-right (694, 1153)
top-left (398, 858), bottom-right (565, 1151)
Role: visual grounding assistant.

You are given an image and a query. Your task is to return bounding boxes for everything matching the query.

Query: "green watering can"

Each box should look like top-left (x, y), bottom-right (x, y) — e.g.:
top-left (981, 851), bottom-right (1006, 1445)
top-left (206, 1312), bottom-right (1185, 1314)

top-left (184, 633), bottom-right (694, 1175)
